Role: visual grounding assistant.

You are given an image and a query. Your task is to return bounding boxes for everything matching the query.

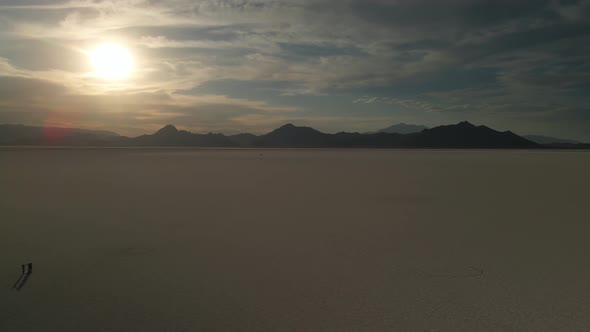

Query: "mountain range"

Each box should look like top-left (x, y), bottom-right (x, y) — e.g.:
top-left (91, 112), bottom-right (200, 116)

top-left (367, 124), bottom-right (584, 146)
top-left (369, 123), bottom-right (429, 134)
top-left (2, 121), bottom-right (572, 149)
top-left (522, 135), bottom-right (581, 145)
top-left (1, 122), bottom-right (588, 149)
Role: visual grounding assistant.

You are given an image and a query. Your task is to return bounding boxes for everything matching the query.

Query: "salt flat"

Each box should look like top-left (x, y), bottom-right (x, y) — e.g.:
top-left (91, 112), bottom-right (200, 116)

top-left (1, 148), bottom-right (589, 331)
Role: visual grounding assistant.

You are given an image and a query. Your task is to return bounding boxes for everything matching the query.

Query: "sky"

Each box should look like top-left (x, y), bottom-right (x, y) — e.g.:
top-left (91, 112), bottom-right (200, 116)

top-left (0, 0), bottom-right (589, 140)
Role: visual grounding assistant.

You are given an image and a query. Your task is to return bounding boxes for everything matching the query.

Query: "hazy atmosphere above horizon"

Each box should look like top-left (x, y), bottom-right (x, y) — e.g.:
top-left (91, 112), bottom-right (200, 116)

top-left (0, 0), bottom-right (589, 140)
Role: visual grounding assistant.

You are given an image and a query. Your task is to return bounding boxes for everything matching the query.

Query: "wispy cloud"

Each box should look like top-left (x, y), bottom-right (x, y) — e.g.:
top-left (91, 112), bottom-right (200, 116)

top-left (0, 0), bottom-right (589, 139)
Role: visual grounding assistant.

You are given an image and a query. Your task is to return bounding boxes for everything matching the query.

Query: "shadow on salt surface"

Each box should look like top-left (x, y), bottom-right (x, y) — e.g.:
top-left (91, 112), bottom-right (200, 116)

top-left (12, 263), bottom-right (33, 291)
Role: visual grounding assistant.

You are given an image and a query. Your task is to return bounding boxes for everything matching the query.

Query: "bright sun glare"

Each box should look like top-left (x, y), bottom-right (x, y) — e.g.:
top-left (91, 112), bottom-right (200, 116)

top-left (89, 44), bottom-right (134, 80)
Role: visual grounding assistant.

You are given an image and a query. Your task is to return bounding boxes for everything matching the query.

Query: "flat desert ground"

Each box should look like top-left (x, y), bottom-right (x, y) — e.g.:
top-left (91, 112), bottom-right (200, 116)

top-left (1, 148), bottom-right (589, 331)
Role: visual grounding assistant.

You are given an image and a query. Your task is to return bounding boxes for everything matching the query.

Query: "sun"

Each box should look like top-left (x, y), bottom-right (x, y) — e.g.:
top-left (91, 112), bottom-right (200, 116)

top-left (89, 43), bottom-right (134, 80)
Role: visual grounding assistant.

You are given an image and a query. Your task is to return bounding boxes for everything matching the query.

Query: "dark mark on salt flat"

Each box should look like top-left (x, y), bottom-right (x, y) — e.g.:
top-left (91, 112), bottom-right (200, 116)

top-left (13, 262), bottom-right (33, 291)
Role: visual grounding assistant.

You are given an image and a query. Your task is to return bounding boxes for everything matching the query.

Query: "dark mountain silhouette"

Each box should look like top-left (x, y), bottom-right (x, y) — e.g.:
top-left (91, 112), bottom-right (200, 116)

top-left (0, 124), bottom-right (119, 146)
top-left (0, 122), bottom-right (557, 148)
top-left (410, 121), bottom-right (538, 148)
top-left (523, 135), bottom-right (581, 145)
top-left (248, 122), bottom-right (539, 148)
top-left (155, 124), bottom-right (180, 136)
top-left (254, 123), bottom-right (332, 147)
top-left (129, 124), bottom-right (234, 147)
top-left (228, 133), bottom-right (259, 147)
top-left (370, 123), bottom-right (428, 134)
top-left (542, 142), bottom-right (590, 149)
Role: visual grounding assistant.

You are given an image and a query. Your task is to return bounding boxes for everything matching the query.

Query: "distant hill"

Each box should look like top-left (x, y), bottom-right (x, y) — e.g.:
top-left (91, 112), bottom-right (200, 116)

top-left (523, 135), bottom-right (581, 145)
top-left (371, 123), bottom-right (428, 134)
top-left (541, 142), bottom-right (590, 149)
top-left (0, 122), bottom-right (549, 149)
top-left (250, 121), bottom-right (538, 148)
top-left (412, 122), bottom-right (538, 148)
top-left (228, 133), bottom-right (259, 147)
top-left (254, 124), bottom-right (332, 147)
top-left (128, 124), bottom-right (234, 147)
top-left (0, 124), bottom-right (119, 146)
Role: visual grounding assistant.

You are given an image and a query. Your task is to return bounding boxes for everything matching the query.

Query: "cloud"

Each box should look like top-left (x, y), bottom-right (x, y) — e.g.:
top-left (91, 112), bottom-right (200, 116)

top-left (0, 74), bottom-right (299, 135)
top-left (1, 0), bottom-right (590, 140)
